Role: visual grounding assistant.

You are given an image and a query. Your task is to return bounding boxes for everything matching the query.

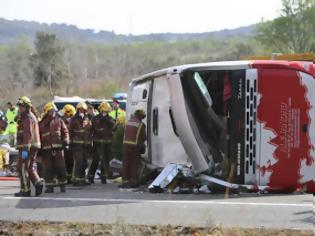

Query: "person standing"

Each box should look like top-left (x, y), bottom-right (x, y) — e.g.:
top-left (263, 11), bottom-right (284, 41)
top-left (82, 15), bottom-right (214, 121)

top-left (69, 102), bottom-right (92, 186)
top-left (121, 109), bottom-right (146, 188)
top-left (5, 102), bottom-right (18, 146)
top-left (39, 102), bottom-right (69, 193)
top-left (60, 104), bottom-right (76, 184)
top-left (15, 96), bottom-right (43, 197)
top-left (88, 101), bottom-right (115, 184)
top-left (109, 99), bottom-right (126, 122)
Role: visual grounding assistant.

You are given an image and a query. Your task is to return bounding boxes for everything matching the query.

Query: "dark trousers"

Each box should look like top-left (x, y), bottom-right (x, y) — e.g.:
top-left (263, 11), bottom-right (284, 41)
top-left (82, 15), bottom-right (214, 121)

top-left (42, 150), bottom-right (67, 186)
top-left (64, 149), bottom-right (73, 181)
top-left (88, 143), bottom-right (111, 180)
top-left (72, 146), bottom-right (86, 183)
top-left (17, 148), bottom-right (41, 193)
top-left (122, 145), bottom-right (140, 182)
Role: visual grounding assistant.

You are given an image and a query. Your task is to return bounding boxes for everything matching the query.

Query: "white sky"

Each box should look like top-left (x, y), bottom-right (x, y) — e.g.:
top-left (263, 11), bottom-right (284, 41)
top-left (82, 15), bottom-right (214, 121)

top-left (0, 0), bottom-right (283, 35)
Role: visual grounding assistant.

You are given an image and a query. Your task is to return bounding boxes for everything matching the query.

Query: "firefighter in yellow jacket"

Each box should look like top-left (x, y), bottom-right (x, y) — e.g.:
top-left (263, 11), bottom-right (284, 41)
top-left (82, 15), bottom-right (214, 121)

top-left (15, 96), bottom-right (43, 197)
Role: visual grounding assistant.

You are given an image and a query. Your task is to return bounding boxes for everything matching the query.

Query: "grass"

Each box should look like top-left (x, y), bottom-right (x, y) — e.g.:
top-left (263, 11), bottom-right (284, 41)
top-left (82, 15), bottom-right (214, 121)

top-left (0, 221), bottom-right (313, 236)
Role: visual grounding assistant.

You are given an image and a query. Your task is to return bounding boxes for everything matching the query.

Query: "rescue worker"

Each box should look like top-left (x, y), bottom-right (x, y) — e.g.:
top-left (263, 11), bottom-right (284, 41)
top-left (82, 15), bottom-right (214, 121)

top-left (5, 102), bottom-right (18, 146)
top-left (60, 104), bottom-right (76, 184)
top-left (0, 110), bottom-right (8, 135)
top-left (86, 102), bottom-right (98, 120)
top-left (39, 102), bottom-right (69, 193)
top-left (121, 109), bottom-right (146, 188)
top-left (69, 102), bottom-right (92, 186)
top-left (88, 101), bottom-right (115, 184)
top-left (15, 96), bottom-right (43, 197)
top-left (109, 99), bottom-right (126, 122)
top-left (111, 115), bottom-right (125, 161)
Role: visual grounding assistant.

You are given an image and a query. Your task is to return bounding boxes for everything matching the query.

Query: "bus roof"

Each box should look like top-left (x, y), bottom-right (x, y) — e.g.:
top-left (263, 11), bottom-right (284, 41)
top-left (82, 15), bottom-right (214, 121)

top-left (132, 60), bottom-right (314, 83)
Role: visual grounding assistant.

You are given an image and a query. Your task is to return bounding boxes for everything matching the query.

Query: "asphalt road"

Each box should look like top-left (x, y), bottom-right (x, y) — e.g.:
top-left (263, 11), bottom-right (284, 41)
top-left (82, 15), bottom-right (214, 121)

top-left (0, 180), bottom-right (313, 230)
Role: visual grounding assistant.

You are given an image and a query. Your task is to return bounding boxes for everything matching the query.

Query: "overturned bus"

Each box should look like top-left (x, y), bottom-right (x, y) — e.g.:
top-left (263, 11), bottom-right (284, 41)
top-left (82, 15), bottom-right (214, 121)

top-left (126, 60), bottom-right (315, 193)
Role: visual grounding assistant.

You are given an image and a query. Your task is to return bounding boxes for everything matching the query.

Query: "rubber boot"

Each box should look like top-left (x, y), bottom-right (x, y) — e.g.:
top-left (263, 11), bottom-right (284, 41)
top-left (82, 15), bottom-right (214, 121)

top-left (35, 182), bottom-right (44, 196)
top-left (60, 184), bottom-right (66, 193)
top-left (14, 191), bottom-right (31, 197)
top-left (101, 178), bottom-right (107, 184)
top-left (88, 177), bottom-right (95, 184)
top-left (45, 186), bottom-right (54, 193)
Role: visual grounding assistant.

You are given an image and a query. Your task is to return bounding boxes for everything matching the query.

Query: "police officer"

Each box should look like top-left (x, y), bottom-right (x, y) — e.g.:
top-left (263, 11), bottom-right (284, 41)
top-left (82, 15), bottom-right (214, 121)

top-left (15, 96), bottom-right (43, 197)
top-left (121, 109), bottom-right (146, 188)
top-left (88, 101), bottom-right (115, 184)
top-left (69, 102), bottom-right (92, 186)
top-left (39, 102), bottom-right (69, 193)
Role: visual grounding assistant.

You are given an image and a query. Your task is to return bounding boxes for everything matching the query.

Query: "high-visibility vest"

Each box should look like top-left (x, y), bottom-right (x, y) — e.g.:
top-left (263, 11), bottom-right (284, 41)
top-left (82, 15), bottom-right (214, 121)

top-left (6, 107), bottom-right (18, 134)
top-left (109, 108), bottom-right (126, 121)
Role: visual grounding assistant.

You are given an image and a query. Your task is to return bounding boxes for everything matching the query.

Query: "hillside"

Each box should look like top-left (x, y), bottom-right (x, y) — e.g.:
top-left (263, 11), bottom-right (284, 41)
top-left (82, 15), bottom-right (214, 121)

top-left (0, 18), bottom-right (255, 44)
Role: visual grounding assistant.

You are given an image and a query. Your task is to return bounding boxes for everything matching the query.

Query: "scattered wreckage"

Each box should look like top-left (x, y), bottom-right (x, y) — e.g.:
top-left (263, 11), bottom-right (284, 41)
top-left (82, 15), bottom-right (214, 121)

top-left (126, 60), bottom-right (315, 194)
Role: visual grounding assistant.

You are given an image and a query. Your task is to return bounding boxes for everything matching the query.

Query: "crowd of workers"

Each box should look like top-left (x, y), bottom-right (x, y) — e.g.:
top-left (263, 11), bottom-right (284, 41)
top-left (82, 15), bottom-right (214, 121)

top-left (0, 96), bottom-right (147, 197)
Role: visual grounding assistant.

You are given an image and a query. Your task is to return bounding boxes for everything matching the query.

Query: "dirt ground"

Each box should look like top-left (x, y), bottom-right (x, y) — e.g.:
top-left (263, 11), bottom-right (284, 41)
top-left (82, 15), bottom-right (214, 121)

top-left (0, 221), bottom-right (313, 236)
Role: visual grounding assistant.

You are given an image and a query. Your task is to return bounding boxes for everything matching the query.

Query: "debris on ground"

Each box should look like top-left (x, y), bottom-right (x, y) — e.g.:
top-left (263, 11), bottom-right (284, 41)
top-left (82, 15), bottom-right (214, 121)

top-left (0, 221), bottom-right (312, 236)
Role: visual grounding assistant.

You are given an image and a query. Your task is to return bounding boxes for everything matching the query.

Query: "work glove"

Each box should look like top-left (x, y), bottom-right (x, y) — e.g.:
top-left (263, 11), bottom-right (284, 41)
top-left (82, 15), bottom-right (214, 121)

top-left (21, 150), bottom-right (28, 160)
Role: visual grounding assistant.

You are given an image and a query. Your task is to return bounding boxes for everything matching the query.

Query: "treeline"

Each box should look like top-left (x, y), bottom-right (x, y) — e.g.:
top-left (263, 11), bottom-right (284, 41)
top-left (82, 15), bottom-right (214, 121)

top-left (0, 36), bottom-right (259, 105)
top-left (0, 0), bottom-right (313, 107)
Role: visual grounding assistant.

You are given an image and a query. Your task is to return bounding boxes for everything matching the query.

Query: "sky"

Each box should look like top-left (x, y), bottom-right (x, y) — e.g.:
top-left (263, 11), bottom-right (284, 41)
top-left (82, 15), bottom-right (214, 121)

top-left (0, 0), bottom-right (283, 35)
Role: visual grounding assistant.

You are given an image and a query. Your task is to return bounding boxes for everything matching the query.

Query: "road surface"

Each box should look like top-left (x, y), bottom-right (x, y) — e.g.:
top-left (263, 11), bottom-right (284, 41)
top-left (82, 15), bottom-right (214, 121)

top-left (0, 179), bottom-right (313, 230)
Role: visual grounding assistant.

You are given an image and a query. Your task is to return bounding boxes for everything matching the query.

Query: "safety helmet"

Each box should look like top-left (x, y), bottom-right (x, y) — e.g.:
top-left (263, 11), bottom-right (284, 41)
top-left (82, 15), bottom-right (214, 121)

top-left (17, 96), bottom-right (32, 107)
top-left (98, 101), bottom-right (112, 113)
top-left (62, 104), bottom-right (76, 117)
top-left (134, 109), bottom-right (146, 119)
top-left (76, 102), bottom-right (88, 111)
top-left (43, 102), bottom-right (57, 114)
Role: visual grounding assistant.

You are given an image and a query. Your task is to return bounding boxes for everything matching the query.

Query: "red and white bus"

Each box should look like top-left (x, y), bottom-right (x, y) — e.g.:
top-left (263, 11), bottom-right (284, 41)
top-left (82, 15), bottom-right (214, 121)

top-left (127, 60), bottom-right (315, 193)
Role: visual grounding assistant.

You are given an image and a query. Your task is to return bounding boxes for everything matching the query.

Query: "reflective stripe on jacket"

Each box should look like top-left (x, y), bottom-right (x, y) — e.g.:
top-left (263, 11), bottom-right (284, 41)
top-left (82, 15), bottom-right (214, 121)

top-left (6, 107), bottom-right (18, 134)
top-left (17, 110), bottom-right (41, 150)
top-left (69, 114), bottom-right (92, 145)
top-left (92, 114), bottom-right (115, 144)
top-left (123, 117), bottom-right (146, 146)
top-left (39, 115), bottom-right (70, 150)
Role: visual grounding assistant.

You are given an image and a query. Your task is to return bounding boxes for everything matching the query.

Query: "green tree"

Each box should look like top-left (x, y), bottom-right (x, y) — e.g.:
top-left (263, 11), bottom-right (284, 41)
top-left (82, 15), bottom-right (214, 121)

top-left (256, 0), bottom-right (315, 53)
top-left (30, 32), bottom-right (70, 95)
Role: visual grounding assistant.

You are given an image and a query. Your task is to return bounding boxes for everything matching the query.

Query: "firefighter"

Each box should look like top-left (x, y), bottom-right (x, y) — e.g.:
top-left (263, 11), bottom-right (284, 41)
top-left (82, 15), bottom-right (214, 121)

top-left (60, 104), bottom-right (76, 184)
top-left (109, 99), bottom-right (126, 122)
top-left (69, 102), bottom-right (92, 186)
top-left (121, 109), bottom-right (146, 188)
top-left (111, 115), bottom-right (125, 161)
top-left (15, 96), bottom-right (43, 197)
top-left (88, 101), bottom-right (115, 184)
top-left (39, 102), bottom-right (69, 193)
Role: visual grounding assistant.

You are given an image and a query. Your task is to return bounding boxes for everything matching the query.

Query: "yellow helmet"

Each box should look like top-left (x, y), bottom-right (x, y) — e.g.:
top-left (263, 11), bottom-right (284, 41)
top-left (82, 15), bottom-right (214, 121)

top-left (76, 102), bottom-right (88, 111)
top-left (134, 109), bottom-right (146, 119)
top-left (43, 102), bottom-right (57, 114)
top-left (17, 96), bottom-right (32, 107)
top-left (98, 101), bottom-right (112, 113)
top-left (62, 104), bottom-right (76, 117)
